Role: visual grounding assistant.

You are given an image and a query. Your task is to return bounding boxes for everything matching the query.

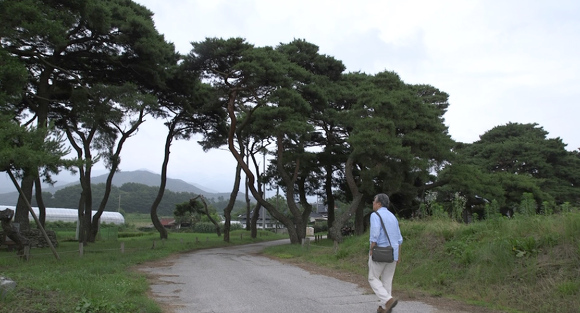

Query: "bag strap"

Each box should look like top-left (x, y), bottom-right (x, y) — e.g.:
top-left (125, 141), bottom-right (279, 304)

top-left (373, 211), bottom-right (392, 247)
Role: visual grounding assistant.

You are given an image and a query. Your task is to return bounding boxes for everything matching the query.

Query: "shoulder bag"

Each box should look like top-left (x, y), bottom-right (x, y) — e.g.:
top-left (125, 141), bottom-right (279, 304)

top-left (371, 211), bottom-right (394, 263)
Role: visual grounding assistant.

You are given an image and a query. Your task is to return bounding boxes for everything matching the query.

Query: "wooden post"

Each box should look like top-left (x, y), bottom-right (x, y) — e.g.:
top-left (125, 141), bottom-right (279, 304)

top-left (23, 245), bottom-right (30, 261)
top-left (120, 242), bottom-right (125, 253)
top-left (240, 233), bottom-right (243, 240)
top-left (152, 240), bottom-right (155, 249)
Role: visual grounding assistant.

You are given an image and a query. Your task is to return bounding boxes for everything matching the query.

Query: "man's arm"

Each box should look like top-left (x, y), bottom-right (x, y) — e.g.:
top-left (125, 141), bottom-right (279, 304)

top-left (397, 244), bottom-right (402, 264)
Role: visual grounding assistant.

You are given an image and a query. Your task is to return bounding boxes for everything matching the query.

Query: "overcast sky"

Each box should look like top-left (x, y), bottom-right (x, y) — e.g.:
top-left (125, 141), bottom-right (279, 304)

top-left (15, 0), bottom-right (580, 194)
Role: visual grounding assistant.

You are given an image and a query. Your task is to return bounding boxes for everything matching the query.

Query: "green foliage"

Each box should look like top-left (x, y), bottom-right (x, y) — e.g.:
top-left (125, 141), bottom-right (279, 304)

top-left (484, 199), bottom-right (501, 219)
top-left (192, 222), bottom-right (243, 233)
top-left (0, 116), bottom-right (73, 178)
top-left (192, 222), bottom-right (220, 234)
top-left (75, 297), bottom-right (137, 313)
top-left (556, 281), bottom-right (579, 297)
top-left (518, 192), bottom-right (537, 216)
top-left (0, 49), bottom-right (27, 109)
top-left (32, 182), bottom-right (206, 215)
top-left (451, 192), bottom-right (466, 222)
top-left (313, 221), bottom-right (328, 233)
top-left (511, 237), bottom-right (539, 257)
top-left (453, 123), bottom-right (580, 210)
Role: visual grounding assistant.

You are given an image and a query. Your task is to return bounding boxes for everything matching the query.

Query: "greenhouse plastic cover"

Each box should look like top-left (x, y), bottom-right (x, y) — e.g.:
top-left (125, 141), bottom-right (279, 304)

top-left (0, 205), bottom-right (125, 225)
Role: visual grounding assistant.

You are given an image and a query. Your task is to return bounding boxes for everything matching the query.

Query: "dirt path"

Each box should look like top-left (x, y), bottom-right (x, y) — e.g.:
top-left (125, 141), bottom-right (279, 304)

top-left (137, 240), bottom-right (506, 313)
top-left (267, 255), bottom-right (505, 313)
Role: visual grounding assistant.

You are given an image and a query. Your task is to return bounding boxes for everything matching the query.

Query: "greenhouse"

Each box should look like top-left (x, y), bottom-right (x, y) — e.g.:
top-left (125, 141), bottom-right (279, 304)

top-left (0, 205), bottom-right (125, 225)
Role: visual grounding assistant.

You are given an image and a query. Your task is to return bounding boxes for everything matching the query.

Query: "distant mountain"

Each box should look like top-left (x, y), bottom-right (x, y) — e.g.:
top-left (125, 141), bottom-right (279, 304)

top-left (91, 170), bottom-right (209, 194)
top-left (0, 170), bottom-right (246, 205)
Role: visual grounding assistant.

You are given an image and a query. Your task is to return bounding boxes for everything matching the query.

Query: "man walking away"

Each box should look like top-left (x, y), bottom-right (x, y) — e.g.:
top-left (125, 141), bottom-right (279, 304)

top-left (368, 193), bottom-right (403, 313)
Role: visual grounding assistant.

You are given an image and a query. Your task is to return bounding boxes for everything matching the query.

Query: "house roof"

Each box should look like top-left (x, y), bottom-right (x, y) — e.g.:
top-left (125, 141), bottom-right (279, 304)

top-left (159, 218), bottom-right (176, 226)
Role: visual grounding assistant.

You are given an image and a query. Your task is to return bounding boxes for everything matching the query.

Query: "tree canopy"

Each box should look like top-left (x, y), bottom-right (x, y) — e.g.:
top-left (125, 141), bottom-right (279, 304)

top-left (1, 0), bottom-right (578, 245)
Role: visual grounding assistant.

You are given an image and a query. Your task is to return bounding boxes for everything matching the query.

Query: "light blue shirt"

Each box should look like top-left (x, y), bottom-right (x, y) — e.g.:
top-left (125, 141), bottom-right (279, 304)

top-left (369, 207), bottom-right (403, 261)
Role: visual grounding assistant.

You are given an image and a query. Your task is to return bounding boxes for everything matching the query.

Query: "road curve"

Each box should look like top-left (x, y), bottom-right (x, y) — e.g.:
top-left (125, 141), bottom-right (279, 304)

top-left (138, 239), bottom-right (451, 313)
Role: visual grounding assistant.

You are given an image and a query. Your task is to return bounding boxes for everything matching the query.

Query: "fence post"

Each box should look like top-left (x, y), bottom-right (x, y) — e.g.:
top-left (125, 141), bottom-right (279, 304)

top-left (152, 240), bottom-right (156, 249)
top-left (120, 242), bottom-right (125, 253)
top-left (240, 233), bottom-right (243, 240)
top-left (23, 245), bottom-right (30, 261)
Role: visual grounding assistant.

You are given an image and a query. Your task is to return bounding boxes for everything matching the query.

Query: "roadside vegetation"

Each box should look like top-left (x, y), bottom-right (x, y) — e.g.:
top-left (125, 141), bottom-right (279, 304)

top-left (264, 211), bottom-right (580, 313)
top-left (0, 217), bottom-right (285, 313)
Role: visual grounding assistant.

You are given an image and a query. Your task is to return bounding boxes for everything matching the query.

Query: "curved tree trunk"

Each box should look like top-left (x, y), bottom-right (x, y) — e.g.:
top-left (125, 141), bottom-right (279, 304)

top-left (191, 195), bottom-right (221, 236)
top-left (14, 68), bottom-right (52, 231)
top-left (250, 202), bottom-right (261, 238)
top-left (14, 175), bottom-right (33, 231)
top-left (225, 91), bottom-right (301, 243)
top-left (223, 163), bottom-right (242, 242)
top-left (328, 155), bottom-right (364, 243)
top-left (276, 134), bottom-right (309, 244)
top-left (88, 110), bottom-right (145, 242)
top-left (34, 177), bottom-right (47, 228)
top-left (245, 167), bottom-right (251, 231)
top-left (354, 195), bottom-right (369, 235)
top-left (79, 169), bottom-right (93, 246)
top-left (150, 121), bottom-right (177, 240)
top-left (325, 164), bottom-right (335, 230)
top-left (249, 147), bottom-right (264, 238)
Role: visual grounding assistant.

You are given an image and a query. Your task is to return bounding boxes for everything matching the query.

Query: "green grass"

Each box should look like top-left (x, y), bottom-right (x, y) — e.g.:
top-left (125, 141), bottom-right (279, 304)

top-left (263, 212), bottom-right (580, 313)
top-left (0, 228), bottom-right (285, 313)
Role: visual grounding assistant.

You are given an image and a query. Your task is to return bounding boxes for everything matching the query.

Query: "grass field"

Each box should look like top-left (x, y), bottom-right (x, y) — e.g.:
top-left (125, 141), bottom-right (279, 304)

top-left (1, 212), bottom-right (579, 313)
top-left (0, 215), bottom-right (285, 313)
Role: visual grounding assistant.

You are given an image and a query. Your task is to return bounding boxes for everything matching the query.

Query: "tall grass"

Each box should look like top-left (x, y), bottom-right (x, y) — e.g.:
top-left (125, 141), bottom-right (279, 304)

top-left (0, 230), bottom-right (285, 313)
top-left (264, 212), bottom-right (580, 313)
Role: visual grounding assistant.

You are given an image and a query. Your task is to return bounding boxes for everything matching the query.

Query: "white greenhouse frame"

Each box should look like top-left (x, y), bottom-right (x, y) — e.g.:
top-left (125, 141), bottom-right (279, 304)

top-left (0, 205), bottom-right (125, 225)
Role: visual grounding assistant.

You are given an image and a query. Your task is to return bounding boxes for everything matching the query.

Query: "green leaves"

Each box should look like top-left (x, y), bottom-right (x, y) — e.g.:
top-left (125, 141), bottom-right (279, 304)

top-left (0, 116), bottom-right (73, 179)
top-left (455, 122), bottom-right (579, 208)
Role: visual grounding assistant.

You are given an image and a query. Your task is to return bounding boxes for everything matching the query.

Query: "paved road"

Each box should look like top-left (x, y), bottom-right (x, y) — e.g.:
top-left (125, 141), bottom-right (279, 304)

top-left (138, 239), bottom-right (444, 313)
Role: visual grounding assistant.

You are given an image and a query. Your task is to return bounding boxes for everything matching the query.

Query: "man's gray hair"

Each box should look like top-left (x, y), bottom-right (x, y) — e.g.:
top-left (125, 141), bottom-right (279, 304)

top-left (374, 193), bottom-right (390, 208)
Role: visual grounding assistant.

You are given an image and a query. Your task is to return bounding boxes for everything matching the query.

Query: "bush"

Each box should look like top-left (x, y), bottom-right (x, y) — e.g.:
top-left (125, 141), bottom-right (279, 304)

top-left (192, 222), bottom-right (243, 233)
top-left (314, 222), bottom-right (328, 233)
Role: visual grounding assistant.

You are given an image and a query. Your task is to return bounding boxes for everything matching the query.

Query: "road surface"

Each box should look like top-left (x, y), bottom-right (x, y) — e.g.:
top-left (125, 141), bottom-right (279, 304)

top-left (138, 239), bottom-right (476, 313)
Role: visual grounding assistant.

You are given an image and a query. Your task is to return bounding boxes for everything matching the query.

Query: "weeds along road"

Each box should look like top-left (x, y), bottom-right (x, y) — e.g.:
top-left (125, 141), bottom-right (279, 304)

top-left (138, 239), bottom-right (473, 313)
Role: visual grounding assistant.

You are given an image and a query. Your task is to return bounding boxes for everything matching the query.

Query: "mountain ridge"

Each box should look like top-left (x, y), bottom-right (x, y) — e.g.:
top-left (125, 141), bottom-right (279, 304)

top-left (0, 170), bottom-right (245, 205)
